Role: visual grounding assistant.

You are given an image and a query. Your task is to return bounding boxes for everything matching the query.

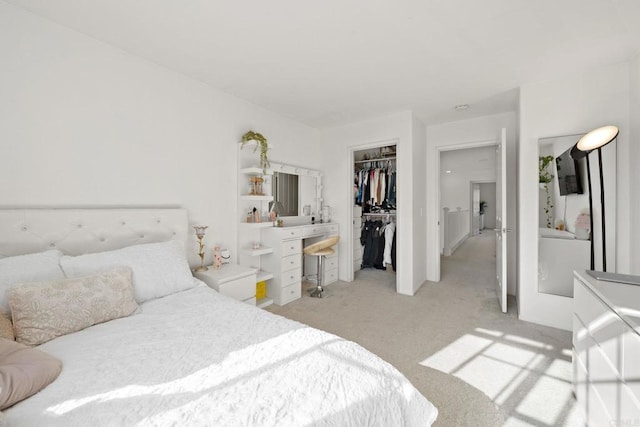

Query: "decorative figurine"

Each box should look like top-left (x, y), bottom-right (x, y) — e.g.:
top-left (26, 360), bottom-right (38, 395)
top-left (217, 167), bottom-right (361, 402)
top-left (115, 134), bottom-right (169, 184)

top-left (213, 246), bottom-right (223, 269)
top-left (193, 226), bottom-right (208, 272)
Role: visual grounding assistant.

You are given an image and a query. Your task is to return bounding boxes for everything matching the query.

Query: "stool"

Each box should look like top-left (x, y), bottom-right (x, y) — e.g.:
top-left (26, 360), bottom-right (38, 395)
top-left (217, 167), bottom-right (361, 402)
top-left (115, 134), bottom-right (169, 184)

top-left (303, 235), bottom-right (339, 298)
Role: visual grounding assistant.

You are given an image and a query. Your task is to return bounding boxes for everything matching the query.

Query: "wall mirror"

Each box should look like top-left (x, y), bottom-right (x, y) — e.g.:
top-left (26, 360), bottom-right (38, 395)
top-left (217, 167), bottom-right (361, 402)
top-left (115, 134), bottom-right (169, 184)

top-left (537, 133), bottom-right (616, 297)
top-left (270, 163), bottom-right (322, 218)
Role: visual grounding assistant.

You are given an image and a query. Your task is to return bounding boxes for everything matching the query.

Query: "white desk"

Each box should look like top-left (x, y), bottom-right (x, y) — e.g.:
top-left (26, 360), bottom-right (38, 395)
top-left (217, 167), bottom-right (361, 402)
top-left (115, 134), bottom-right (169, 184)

top-left (261, 223), bottom-right (339, 305)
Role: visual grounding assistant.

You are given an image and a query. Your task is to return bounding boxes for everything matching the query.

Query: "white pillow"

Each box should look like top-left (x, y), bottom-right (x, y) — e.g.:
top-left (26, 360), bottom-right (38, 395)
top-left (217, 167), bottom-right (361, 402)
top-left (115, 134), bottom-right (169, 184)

top-left (0, 250), bottom-right (65, 315)
top-left (60, 240), bottom-right (195, 303)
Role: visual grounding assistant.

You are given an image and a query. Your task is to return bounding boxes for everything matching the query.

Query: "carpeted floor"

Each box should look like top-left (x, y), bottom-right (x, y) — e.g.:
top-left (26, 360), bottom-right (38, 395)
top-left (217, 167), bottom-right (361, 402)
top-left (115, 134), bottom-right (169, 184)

top-left (267, 233), bottom-right (581, 426)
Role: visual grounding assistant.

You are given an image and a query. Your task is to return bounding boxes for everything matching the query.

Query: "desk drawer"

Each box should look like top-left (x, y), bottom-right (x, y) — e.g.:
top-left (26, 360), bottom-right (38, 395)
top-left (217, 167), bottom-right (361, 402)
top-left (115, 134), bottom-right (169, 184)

top-left (281, 228), bottom-right (302, 238)
top-left (282, 240), bottom-right (301, 256)
top-left (324, 257), bottom-right (338, 271)
top-left (282, 254), bottom-right (301, 272)
top-left (280, 282), bottom-right (301, 305)
top-left (324, 268), bottom-right (338, 285)
top-left (326, 224), bottom-right (339, 234)
top-left (303, 225), bottom-right (325, 237)
top-left (282, 268), bottom-right (301, 287)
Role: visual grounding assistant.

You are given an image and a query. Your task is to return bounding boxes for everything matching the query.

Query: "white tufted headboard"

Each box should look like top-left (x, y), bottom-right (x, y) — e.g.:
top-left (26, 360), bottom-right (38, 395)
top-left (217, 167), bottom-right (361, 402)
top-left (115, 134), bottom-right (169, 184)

top-left (0, 208), bottom-right (189, 258)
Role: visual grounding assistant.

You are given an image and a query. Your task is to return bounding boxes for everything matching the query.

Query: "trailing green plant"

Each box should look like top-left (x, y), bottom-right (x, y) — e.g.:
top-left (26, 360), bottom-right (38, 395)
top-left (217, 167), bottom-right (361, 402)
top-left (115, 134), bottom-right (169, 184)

top-left (539, 155), bottom-right (554, 183)
top-left (240, 131), bottom-right (270, 174)
top-left (539, 155), bottom-right (555, 228)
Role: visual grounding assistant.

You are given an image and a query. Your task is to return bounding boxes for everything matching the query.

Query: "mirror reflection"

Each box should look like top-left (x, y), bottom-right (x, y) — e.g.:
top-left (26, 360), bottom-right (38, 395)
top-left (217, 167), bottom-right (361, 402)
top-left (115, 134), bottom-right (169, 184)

top-left (537, 133), bottom-right (616, 297)
top-left (271, 170), bottom-right (319, 217)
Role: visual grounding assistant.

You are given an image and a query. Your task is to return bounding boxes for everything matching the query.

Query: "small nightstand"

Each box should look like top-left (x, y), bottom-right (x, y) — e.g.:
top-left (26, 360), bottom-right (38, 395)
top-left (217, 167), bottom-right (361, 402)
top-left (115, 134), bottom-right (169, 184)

top-left (194, 264), bottom-right (257, 305)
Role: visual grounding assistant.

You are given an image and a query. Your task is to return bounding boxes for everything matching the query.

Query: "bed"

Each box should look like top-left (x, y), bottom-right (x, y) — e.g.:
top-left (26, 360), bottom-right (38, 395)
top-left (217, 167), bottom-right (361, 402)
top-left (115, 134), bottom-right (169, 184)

top-left (0, 208), bottom-right (437, 426)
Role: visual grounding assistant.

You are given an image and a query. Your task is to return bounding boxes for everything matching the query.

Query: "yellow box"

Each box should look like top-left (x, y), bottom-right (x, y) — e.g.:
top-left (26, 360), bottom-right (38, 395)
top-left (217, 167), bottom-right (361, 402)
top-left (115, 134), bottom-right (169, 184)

top-left (256, 281), bottom-right (267, 299)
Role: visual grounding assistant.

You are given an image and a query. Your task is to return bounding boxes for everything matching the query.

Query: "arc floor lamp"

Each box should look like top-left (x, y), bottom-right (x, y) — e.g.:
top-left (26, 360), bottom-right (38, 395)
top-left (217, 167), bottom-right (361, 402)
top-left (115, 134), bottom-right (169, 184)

top-left (570, 125), bottom-right (618, 272)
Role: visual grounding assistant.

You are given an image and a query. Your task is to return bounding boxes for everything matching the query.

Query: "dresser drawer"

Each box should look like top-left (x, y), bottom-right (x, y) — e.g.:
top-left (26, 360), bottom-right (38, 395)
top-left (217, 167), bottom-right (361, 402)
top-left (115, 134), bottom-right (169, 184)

top-left (623, 326), bottom-right (640, 400)
top-left (281, 268), bottom-right (301, 287)
top-left (282, 240), bottom-right (301, 256)
top-left (574, 280), bottom-right (609, 334)
top-left (280, 282), bottom-right (301, 305)
top-left (575, 280), bottom-right (624, 377)
top-left (281, 254), bottom-right (301, 272)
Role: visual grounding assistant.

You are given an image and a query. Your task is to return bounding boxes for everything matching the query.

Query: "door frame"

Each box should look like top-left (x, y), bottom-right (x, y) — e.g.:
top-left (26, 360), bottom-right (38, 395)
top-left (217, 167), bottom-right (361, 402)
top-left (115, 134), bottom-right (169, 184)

top-left (434, 139), bottom-right (497, 282)
top-left (347, 138), bottom-right (399, 284)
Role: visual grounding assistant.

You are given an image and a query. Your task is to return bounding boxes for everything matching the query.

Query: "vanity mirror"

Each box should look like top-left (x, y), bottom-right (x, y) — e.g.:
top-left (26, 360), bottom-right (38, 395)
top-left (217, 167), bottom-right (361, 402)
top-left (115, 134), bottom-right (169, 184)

top-left (270, 163), bottom-right (321, 218)
top-left (537, 133), bottom-right (616, 297)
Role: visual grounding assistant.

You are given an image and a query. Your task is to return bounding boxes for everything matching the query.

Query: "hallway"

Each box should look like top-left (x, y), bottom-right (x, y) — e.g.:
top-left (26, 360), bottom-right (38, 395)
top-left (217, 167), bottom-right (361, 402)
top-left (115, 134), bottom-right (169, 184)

top-left (268, 234), bottom-right (579, 426)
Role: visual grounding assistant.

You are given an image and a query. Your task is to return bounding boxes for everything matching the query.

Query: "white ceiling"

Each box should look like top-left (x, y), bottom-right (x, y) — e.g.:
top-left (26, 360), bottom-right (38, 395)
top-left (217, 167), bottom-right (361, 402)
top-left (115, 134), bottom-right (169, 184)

top-left (8, 0), bottom-right (640, 128)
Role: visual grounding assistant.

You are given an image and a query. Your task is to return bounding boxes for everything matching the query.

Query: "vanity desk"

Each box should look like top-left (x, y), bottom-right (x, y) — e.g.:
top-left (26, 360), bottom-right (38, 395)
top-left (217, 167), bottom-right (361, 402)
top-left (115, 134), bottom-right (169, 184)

top-left (261, 222), bottom-right (339, 306)
top-left (573, 270), bottom-right (640, 425)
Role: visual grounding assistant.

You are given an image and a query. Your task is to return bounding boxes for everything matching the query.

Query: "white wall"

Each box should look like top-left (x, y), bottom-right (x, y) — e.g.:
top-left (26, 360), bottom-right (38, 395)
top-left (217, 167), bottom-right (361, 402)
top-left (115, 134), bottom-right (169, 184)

top-left (321, 111), bottom-right (426, 295)
top-left (631, 54), bottom-right (640, 274)
top-left (412, 115), bottom-right (427, 293)
top-left (426, 112), bottom-right (518, 296)
top-left (518, 62), bottom-right (631, 330)
top-left (0, 3), bottom-right (321, 265)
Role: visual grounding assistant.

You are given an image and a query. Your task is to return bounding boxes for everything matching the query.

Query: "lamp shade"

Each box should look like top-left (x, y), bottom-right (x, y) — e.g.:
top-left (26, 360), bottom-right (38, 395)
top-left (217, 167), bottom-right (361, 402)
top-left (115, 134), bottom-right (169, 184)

top-left (576, 125), bottom-right (618, 152)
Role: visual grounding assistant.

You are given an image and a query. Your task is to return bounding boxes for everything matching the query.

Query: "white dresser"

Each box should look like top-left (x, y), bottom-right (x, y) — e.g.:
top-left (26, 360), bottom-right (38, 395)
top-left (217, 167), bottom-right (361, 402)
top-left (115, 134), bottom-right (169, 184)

top-left (573, 270), bottom-right (640, 426)
top-left (262, 223), bottom-right (339, 306)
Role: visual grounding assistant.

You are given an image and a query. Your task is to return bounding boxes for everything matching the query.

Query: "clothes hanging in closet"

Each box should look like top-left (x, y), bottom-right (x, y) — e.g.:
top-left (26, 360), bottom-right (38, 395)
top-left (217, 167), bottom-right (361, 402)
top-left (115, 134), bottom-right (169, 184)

top-left (360, 219), bottom-right (396, 271)
top-left (355, 163), bottom-right (396, 211)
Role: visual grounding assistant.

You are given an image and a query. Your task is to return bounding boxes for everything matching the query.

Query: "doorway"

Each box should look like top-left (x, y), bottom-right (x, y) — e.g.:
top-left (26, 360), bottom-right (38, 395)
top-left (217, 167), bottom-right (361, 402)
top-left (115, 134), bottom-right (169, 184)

top-left (348, 139), bottom-right (399, 291)
top-left (438, 143), bottom-right (498, 279)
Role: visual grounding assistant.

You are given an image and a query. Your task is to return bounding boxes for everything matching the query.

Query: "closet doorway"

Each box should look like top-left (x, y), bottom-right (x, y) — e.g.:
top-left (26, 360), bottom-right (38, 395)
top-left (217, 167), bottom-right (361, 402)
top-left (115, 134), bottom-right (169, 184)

top-left (349, 140), bottom-right (398, 290)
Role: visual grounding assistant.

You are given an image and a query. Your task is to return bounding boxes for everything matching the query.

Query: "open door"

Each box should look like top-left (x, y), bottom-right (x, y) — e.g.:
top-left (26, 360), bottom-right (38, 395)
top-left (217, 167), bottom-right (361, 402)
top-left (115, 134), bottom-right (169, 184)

top-left (495, 128), bottom-right (508, 313)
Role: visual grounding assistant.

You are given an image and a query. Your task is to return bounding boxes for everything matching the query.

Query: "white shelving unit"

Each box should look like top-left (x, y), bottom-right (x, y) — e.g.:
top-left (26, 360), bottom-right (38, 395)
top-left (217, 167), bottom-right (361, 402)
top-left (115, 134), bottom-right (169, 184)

top-left (238, 143), bottom-right (275, 308)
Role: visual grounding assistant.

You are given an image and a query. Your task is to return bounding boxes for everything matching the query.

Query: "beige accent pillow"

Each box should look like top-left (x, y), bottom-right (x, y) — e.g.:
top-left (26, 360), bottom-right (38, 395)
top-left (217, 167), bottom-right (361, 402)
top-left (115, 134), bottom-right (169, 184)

top-left (0, 314), bottom-right (13, 341)
top-left (0, 337), bottom-right (62, 410)
top-left (8, 267), bottom-right (139, 346)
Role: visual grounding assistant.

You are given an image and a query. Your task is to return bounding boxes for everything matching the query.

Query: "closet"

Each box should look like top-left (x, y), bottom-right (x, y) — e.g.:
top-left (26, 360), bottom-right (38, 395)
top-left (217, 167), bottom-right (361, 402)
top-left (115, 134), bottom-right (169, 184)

top-left (353, 145), bottom-right (397, 275)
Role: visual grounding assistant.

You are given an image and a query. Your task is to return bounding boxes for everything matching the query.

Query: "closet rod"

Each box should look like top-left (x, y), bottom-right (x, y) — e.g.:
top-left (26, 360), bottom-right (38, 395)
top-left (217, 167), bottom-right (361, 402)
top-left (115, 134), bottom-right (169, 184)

top-left (362, 212), bottom-right (396, 216)
top-left (354, 156), bottom-right (396, 164)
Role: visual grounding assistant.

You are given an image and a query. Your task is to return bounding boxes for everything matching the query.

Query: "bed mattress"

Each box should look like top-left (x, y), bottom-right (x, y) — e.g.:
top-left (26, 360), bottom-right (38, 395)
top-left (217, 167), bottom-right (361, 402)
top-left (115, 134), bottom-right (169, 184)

top-left (4, 284), bottom-right (437, 426)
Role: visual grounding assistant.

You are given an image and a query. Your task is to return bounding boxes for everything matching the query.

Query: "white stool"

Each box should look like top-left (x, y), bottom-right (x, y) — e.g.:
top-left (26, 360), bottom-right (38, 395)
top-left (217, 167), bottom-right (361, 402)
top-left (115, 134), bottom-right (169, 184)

top-left (303, 235), bottom-right (339, 298)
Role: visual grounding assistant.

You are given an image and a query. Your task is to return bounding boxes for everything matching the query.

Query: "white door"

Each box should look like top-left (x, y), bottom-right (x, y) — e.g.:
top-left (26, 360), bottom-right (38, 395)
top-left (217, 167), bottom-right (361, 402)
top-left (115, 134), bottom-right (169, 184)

top-left (495, 128), bottom-right (508, 313)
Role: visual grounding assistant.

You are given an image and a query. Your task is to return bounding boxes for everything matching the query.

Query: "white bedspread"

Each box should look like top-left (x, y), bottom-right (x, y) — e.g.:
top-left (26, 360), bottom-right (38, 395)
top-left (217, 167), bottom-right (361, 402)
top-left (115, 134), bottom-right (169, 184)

top-left (5, 284), bottom-right (437, 426)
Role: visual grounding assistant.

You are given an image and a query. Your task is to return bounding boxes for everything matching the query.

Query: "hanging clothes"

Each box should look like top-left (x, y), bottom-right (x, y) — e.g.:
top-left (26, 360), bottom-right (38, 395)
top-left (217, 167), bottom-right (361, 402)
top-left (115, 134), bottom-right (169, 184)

top-left (383, 221), bottom-right (396, 267)
top-left (354, 160), bottom-right (396, 209)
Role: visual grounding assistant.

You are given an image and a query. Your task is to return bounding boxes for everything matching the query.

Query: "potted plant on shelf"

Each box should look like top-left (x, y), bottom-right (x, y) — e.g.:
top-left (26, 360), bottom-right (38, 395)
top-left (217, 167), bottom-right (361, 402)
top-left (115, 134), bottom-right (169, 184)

top-left (240, 130), bottom-right (270, 174)
top-left (539, 155), bottom-right (555, 228)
